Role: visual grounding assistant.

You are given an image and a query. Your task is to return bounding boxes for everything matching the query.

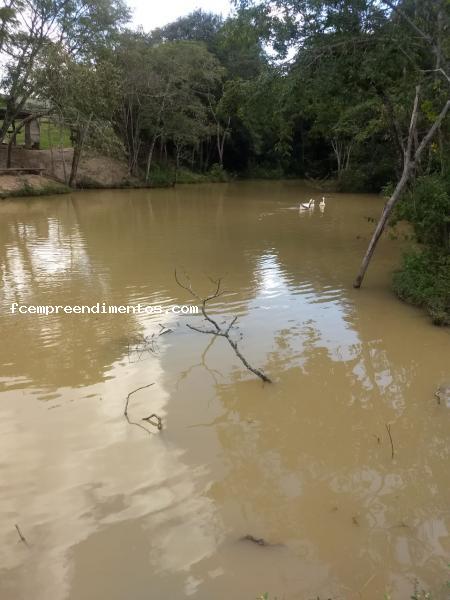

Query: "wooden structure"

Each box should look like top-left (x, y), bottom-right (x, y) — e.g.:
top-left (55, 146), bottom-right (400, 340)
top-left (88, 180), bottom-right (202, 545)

top-left (0, 108), bottom-right (41, 149)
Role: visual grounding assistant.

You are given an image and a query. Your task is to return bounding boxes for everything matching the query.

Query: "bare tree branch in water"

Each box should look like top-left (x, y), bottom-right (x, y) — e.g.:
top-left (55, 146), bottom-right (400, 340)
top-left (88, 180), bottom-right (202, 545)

top-left (174, 270), bottom-right (272, 384)
top-left (14, 524), bottom-right (29, 547)
top-left (385, 423), bottom-right (395, 460)
top-left (124, 383), bottom-right (162, 434)
top-left (127, 325), bottom-right (172, 363)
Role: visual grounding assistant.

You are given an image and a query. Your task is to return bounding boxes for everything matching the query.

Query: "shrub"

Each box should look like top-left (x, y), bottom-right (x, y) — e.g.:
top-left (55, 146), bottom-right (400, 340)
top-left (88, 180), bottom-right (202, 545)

top-left (337, 169), bottom-right (368, 192)
top-left (245, 165), bottom-right (284, 179)
top-left (393, 248), bottom-right (450, 325)
top-left (208, 163), bottom-right (230, 182)
top-left (393, 175), bottom-right (450, 249)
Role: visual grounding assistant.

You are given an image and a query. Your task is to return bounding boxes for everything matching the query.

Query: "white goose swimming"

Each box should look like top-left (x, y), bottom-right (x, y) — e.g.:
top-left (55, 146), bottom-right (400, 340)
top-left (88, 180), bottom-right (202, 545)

top-left (319, 196), bottom-right (326, 208)
top-left (299, 198), bottom-right (314, 211)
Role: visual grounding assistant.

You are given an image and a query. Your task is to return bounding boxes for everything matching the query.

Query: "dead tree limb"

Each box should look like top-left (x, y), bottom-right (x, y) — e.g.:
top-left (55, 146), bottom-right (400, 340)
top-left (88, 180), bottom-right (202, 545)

top-left (142, 414), bottom-right (162, 430)
top-left (175, 270), bottom-right (272, 383)
top-left (385, 423), bottom-right (395, 460)
top-left (353, 87), bottom-right (450, 288)
top-left (14, 524), bottom-right (28, 547)
top-left (124, 383), bottom-right (162, 434)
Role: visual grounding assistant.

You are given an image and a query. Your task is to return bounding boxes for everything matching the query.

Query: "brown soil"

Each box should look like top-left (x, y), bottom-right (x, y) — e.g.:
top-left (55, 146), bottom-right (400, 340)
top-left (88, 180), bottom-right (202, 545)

top-left (0, 173), bottom-right (69, 198)
top-left (0, 146), bottom-right (133, 188)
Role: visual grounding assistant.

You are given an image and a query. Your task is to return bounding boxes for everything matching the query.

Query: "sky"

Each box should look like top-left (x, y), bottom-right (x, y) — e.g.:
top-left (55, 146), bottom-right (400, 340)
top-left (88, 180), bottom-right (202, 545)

top-left (128, 0), bottom-right (233, 32)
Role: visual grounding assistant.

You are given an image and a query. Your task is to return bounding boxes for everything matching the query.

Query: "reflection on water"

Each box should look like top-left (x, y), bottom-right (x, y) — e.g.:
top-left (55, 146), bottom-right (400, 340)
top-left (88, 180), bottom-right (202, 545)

top-left (0, 181), bottom-right (449, 599)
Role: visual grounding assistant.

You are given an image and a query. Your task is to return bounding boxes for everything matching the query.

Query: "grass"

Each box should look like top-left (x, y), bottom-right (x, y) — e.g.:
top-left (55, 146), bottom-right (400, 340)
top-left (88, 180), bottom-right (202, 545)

top-left (39, 120), bottom-right (72, 149)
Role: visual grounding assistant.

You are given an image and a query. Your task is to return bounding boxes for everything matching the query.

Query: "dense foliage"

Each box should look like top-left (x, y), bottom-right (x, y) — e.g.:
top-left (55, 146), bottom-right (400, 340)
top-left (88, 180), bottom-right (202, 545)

top-left (393, 175), bottom-right (450, 324)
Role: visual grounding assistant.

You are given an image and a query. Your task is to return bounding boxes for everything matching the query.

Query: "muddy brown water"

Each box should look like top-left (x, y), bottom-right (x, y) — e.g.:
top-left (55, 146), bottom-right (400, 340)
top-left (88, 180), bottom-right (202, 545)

top-left (0, 181), bottom-right (449, 600)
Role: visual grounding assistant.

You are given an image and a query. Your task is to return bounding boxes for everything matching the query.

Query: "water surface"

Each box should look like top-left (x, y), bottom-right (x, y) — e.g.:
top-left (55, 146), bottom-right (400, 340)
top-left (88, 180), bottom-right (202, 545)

top-left (0, 181), bottom-right (449, 599)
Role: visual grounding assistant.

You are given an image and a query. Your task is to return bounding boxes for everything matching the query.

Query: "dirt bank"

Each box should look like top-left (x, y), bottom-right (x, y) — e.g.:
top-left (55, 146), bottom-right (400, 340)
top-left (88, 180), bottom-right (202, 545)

top-left (0, 173), bottom-right (69, 198)
top-left (0, 146), bottom-right (133, 188)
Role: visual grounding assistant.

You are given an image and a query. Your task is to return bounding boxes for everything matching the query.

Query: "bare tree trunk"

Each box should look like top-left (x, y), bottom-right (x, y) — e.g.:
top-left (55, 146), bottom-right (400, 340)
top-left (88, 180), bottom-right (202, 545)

top-left (69, 134), bottom-right (82, 188)
top-left (174, 144), bottom-right (182, 184)
top-left (6, 134), bottom-right (15, 168)
top-left (145, 135), bottom-right (157, 183)
top-left (69, 115), bottom-right (92, 188)
top-left (353, 88), bottom-right (450, 288)
top-left (345, 141), bottom-right (353, 170)
top-left (331, 138), bottom-right (342, 177)
top-left (59, 117), bottom-right (68, 184)
top-left (353, 167), bottom-right (413, 288)
top-left (216, 117), bottom-right (230, 167)
top-left (48, 120), bottom-right (55, 175)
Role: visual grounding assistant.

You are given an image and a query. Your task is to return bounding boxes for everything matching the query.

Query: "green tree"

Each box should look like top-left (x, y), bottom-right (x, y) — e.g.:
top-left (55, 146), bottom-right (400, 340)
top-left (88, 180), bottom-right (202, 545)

top-left (114, 38), bottom-right (225, 180)
top-left (0, 0), bottom-right (129, 145)
top-left (41, 47), bottom-right (123, 186)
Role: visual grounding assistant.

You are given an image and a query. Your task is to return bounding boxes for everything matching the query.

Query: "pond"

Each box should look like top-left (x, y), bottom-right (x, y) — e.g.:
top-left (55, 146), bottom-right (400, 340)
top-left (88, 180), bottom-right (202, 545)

top-left (0, 181), bottom-right (449, 599)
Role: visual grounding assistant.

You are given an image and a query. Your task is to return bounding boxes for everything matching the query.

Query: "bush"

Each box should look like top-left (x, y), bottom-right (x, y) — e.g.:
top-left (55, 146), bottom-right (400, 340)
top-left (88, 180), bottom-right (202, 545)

top-left (208, 163), bottom-right (230, 182)
top-left (337, 169), bottom-right (368, 192)
top-left (393, 248), bottom-right (450, 325)
top-left (147, 164), bottom-right (230, 186)
top-left (393, 174), bottom-right (450, 248)
top-left (148, 165), bottom-right (176, 186)
top-left (244, 164), bottom-right (285, 179)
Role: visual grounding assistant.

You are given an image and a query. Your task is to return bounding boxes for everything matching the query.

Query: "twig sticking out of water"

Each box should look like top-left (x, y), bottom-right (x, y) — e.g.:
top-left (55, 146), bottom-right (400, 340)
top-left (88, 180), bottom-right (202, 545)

top-left (385, 423), bottom-right (395, 459)
top-left (124, 383), bottom-right (162, 435)
top-left (174, 270), bottom-right (272, 384)
top-left (14, 524), bottom-right (28, 546)
top-left (127, 325), bottom-right (173, 363)
top-left (142, 414), bottom-right (162, 430)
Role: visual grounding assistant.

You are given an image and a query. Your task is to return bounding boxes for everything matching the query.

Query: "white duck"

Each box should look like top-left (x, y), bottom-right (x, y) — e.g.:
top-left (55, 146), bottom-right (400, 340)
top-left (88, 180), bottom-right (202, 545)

top-left (299, 198), bottom-right (314, 211)
top-left (319, 196), bottom-right (326, 208)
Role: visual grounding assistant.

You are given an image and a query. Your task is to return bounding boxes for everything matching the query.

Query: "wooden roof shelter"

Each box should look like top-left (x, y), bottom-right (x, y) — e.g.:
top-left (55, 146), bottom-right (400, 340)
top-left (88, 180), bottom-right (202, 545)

top-left (0, 108), bottom-right (41, 149)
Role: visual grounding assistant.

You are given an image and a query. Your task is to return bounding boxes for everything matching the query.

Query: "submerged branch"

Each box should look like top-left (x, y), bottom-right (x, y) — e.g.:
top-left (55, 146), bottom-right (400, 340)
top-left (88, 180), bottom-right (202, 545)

top-left (124, 383), bottom-right (162, 434)
top-left (175, 270), bottom-right (272, 384)
top-left (14, 524), bottom-right (28, 547)
top-left (385, 423), bottom-right (395, 460)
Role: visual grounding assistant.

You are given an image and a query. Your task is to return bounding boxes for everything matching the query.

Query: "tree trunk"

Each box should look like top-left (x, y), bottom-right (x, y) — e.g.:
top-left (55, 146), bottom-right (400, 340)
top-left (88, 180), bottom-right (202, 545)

top-left (48, 120), bottom-right (55, 175)
top-left (353, 165), bottom-right (412, 288)
top-left (145, 135), bottom-right (157, 183)
top-left (174, 145), bottom-right (181, 184)
top-left (331, 138), bottom-right (342, 177)
top-left (6, 132), bottom-right (16, 168)
top-left (69, 136), bottom-right (82, 188)
top-left (69, 116), bottom-right (92, 188)
top-left (217, 116), bottom-right (230, 168)
top-left (353, 88), bottom-right (450, 288)
top-left (59, 118), bottom-right (68, 184)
